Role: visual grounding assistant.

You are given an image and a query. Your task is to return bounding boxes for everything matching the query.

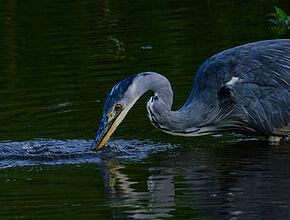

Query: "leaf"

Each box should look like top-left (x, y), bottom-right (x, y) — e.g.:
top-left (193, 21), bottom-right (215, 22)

top-left (274, 6), bottom-right (287, 19)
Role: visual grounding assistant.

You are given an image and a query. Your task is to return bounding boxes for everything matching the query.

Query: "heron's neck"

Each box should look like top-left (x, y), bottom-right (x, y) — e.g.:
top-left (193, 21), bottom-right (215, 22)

top-left (148, 96), bottom-right (210, 134)
top-left (128, 72), bottom-right (173, 108)
top-left (131, 72), bottom-right (209, 134)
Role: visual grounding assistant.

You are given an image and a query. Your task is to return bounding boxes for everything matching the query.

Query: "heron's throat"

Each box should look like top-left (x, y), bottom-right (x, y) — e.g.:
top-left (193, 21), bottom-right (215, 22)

top-left (146, 97), bottom-right (225, 136)
top-left (146, 101), bottom-right (201, 136)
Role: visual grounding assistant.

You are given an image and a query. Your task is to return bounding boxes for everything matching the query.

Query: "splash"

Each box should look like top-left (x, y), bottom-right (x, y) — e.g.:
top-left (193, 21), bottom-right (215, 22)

top-left (0, 139), bottom-right (177, 169)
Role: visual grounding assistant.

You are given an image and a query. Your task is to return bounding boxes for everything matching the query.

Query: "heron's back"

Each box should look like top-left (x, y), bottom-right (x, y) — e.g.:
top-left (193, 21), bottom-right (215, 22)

top-left (186, 39), bottom-right (290, 136)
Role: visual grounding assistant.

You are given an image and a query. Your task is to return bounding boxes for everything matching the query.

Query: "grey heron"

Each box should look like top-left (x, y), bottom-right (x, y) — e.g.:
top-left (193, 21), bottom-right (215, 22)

top-left (91, 39), bottom-right (290, 151)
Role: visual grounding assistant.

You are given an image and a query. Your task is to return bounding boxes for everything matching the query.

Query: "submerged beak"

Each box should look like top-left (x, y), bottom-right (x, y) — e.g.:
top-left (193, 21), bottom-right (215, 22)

top-left (91, 111), bottom-right (122, 151)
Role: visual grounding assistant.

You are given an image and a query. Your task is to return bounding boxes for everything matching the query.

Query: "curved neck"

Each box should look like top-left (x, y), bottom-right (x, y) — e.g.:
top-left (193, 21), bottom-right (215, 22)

top-left (128, 72), bottom-right (174, 108)
top-left (129, 72), bottom-right (207, 134)
top-left (128, 72), bottom-right (241, 136)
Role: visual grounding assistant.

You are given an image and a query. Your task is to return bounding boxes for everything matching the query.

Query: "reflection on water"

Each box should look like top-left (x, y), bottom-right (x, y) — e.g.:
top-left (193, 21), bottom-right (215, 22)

top-left (101, 160), bottom-right (176, 218)
top-left (0, 0), bottom-right (289, 219)
top-left (95, 141), bottom-right (290, 219)
top-left (0, 139), bottom-right (290, 219)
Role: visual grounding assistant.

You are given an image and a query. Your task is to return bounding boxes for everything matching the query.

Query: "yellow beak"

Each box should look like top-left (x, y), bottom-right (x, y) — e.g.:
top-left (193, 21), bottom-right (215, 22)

top-left (91, 111), bottom-right (122, 151)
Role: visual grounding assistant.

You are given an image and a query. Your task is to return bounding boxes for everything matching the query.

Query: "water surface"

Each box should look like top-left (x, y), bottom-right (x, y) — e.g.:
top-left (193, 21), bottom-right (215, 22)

top-left (0, 0), bottom-right (289, 219)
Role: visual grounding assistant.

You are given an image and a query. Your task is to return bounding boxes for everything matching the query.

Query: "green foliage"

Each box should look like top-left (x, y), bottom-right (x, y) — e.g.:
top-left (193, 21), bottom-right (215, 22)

top-left (269, 6), bottom-right (290, 35)
top-left (270, 6), bottom-right (290, 22)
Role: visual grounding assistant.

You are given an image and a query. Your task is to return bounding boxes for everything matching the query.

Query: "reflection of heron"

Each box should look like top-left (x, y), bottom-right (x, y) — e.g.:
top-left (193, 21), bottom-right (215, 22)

top-left (92, 40), bottom-right (289, 150)
top-left (100, 160), bottom-right (176, 218)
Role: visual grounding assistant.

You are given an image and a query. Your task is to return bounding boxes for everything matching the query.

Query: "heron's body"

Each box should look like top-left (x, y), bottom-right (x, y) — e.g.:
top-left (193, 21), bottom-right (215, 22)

top-left (92, 39), bottom-right (290, 151)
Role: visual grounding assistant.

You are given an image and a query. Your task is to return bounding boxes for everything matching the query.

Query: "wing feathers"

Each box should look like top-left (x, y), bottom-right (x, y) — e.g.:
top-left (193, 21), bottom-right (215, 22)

top-left (192, 39), bottom-right (290, 135)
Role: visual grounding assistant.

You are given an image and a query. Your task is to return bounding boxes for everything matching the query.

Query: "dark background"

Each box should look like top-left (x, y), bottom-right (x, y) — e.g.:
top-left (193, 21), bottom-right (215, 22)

top-left (0, 0), bottom-right (289, 219)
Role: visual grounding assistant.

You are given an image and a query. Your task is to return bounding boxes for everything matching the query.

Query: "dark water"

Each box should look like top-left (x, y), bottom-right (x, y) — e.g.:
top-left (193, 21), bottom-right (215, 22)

top-left (0, 0), bottom-right (289, 219)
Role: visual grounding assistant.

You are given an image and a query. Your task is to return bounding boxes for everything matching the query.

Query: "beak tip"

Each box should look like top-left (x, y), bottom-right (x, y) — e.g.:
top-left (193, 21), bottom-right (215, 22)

top-left (90, 141), bottom-right (98, 151)
top-left (90, 140), bottom-right (104, 152)
top-left (92, 114), bottom-right (117, 152)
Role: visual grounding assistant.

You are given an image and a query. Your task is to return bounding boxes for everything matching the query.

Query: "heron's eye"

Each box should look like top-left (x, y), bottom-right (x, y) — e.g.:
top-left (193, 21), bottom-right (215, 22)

top-left (114, 104), bottom-right (122, 111)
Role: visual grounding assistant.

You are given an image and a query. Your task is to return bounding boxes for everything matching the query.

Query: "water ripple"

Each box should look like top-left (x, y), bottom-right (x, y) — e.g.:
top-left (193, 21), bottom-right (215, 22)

top-left (0, 139), bottom-right (177, 169)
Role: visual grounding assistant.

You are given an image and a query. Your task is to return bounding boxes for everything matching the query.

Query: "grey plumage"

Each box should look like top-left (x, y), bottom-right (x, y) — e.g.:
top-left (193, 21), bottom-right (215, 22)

top-left (183, 39), bottom-right (290, 136)
top-left (92, 39), bottom-right (290, 151)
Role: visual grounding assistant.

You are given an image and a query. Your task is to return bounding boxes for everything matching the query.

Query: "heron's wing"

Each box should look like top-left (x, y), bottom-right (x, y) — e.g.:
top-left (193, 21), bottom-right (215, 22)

top-left (188, 39), bottom-right (289, 101)
top-left (214, 40), bottom-right (290, 135)
top-left (218, 80), bottom-right (289, 135)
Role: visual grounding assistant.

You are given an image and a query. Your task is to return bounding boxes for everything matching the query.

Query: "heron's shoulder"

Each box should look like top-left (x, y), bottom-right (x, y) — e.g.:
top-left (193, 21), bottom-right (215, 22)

top-left (199, 39), bottom-right (289, 76)
top-left (193, 39), bottom-right (290, 94)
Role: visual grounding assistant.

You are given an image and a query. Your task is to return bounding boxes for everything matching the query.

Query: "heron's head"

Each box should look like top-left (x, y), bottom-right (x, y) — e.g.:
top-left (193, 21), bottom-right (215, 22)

top-left (91, 76), bottom-right (139, 151)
